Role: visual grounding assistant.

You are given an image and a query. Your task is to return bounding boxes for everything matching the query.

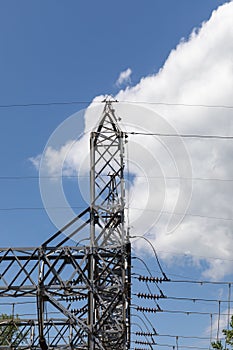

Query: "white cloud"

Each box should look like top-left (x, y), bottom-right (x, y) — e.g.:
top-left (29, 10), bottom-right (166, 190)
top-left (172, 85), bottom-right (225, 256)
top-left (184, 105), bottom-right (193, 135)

top-left (29, 154), bottom-right (41, 170)
top-left (206, 307), bottom-right (233, 341)
top-left (116, 68), bottom-right (132, 86)
top-left (31, 2), bottom-right (233, 279)
top-left (114, 1), bottom-right (233, 280)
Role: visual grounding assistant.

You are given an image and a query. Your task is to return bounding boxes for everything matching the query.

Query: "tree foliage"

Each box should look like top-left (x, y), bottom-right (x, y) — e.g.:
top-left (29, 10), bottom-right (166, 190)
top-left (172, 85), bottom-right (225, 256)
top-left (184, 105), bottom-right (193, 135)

top-left (0, 314), bottom-right (22, 346)
top-left (212, 316), bottom-right (233, 350)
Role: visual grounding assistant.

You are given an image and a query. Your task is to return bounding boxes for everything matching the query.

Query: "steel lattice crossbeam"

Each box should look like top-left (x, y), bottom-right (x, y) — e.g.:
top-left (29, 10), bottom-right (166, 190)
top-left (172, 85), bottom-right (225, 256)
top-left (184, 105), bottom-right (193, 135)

top-left (0, 101), bottom-right (131, 350)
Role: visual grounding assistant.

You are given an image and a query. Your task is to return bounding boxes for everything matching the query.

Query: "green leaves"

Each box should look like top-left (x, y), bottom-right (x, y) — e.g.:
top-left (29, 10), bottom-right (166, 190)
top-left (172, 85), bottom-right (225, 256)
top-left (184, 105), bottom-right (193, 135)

top-left (211, 316), bottom-right (233, 350)
top-left (211, 340), bottom-right (224, 350)
top-left (0, 314), bottom-right (23, 346)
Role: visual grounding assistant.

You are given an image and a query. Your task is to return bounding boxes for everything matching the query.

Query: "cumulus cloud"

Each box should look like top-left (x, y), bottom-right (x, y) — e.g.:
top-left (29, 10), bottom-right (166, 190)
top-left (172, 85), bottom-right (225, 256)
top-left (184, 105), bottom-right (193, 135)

top-left (31, 2), bottom-right (233, 279)
top-left (115, 2), bottom-right (233, 279)
top-left (116, 68), bottom-right (132, 86)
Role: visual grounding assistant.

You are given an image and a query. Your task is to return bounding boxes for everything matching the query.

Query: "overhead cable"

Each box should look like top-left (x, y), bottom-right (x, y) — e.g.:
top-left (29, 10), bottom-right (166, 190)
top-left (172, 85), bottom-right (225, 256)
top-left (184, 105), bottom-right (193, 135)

top-left (0, 99), bottom-right (233, 109)
top-left (129, 131), bottom-right (233, 140)
top-left (1, 174), bottom-right (233, 183)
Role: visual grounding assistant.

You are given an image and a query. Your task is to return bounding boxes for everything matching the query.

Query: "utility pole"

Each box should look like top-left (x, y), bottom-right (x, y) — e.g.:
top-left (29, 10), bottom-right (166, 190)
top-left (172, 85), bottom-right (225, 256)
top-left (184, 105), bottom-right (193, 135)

top-left (0, 101), bottom-right (131, 350)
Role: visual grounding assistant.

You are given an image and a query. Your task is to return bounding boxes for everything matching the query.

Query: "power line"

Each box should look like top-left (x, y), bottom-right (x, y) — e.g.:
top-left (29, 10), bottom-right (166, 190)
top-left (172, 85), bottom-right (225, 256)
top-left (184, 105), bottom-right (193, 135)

top-left (1, 174), bottom-right (233, 183)
top-left (0, 99), bottom-right (233, 109)
top-left (133, 248), bottom-right (233, 266)
top-left (153, 343), bottom-right (212, 350)
top-left (133, 291), bottom-right (231, 303)
top-left (154, 309), bottom-right (228, 317)
top-left (133, 275), bottom-right (233, 286)
top-left (0, 101), bottom-right (91, 108)
top-left (0, 301), bottom-right (35, 305)
top-left (130, 207), bottom-right (233, 223)
top-left (132, 257), bottom-right (163, 308)
top-left (128, 175), bottom-right (233, 183)
top-left (129, 131), bottom-right (233, 140)
top-left (132, 304), bottom-right (229, 316)
top-left (0, 205), bottom-right (232, 224)
top-left (131, 258), bottom-right (231, 348)
top-left (164, 295), bottom-right (232, 304)
top-left (168, 279), bottom-right (233, 286)
top-left (132, 261), bottom-right (233, 302)
top-left (122, 100), bottom-right (233, 109)
top-left (133, 330), bottom-right (224, 348)
top-left (0, 206), bottom-right (85, 211)
top-left (132, 236), bottom-right (168, 280)
top-left (133, 332), bottom-right (213, 341)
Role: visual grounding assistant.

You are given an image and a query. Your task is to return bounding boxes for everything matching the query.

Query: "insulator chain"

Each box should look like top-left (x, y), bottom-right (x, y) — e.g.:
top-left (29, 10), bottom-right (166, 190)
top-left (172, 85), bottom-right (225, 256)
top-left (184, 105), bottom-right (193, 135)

top-left (138, 275), bottom-right (170, 283)
top-left (136, 332), bottom-right (156, 337)
top-left (135, 340), bottom-right (157, 345)
top-left (62, 295), bottom-right (87, 302)
top-left (136, 305), bottom-right (162, 313)
top-left (71, 306), bottom-right (88, 314)
top-left (136, 292), bottom-right (166, 299)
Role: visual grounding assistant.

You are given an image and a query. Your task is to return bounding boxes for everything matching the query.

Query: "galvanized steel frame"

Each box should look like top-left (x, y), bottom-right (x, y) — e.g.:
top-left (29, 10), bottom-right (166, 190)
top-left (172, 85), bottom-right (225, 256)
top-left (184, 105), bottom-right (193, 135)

top-left (0, 101), bottom-right (131, 349)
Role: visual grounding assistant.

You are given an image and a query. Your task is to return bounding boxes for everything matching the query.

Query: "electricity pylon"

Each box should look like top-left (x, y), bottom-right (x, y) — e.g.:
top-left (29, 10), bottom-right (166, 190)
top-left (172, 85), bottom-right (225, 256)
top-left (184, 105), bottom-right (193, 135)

top-left (88, 101), bottom-right (131, 349)
top-left (0, 101), bottom-right (131, 350)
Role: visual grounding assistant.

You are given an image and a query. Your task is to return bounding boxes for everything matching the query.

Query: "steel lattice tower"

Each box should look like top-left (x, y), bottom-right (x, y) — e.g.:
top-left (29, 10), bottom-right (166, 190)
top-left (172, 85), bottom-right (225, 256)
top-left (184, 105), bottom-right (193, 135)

top-left (89, 101), bottom-right (131, 349)
top-left (0, 101), bottom-right (131, 350)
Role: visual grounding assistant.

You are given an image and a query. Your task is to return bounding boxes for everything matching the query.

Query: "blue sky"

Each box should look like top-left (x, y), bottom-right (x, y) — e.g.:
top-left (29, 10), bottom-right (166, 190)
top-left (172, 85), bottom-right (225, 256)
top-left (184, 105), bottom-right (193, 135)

top-left (0, 1), bottom-right (233, 348)
top-left (0, 0), bottom-right (229, 245)
top-left (0, 0), bottom-right (229, 104)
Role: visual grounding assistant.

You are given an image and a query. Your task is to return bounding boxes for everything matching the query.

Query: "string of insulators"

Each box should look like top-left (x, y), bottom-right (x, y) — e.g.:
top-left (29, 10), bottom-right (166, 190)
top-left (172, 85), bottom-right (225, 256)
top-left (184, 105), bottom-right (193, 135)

top-left (138, 275), bottom-right (169, 283)
top-left (136, 332), bottom-right (156, 337)
top-left (135, 340), bottom-right (157, 345)
top-left (136, 292), bottom-right (166, 300)
top-left (136, 306), bottom-right (162, 313)
top-left (71, 306), bottom-right (88, 314)
top-left (63, 295), bottom-right (87, 302)
top-left (71, 277), bottom-right (87, 285)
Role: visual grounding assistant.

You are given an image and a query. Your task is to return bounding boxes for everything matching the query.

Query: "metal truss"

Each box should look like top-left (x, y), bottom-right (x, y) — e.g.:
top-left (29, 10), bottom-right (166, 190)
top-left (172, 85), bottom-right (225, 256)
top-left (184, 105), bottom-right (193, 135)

top-left (0, 101), bottom-right (131, 349)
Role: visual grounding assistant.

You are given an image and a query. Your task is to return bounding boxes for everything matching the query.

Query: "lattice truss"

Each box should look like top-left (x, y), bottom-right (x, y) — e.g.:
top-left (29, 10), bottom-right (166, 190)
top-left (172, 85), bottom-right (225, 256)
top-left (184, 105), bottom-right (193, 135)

top-left (0, 102), bottom-right (131, 350)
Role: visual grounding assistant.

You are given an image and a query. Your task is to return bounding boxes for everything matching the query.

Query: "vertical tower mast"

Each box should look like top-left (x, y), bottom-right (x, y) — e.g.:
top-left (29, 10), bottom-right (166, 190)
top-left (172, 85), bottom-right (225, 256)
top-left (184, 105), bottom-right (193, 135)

top-left (90, 101), bottom-right (127, 246)
top-left (88, 100), bottom-right (131, 349)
